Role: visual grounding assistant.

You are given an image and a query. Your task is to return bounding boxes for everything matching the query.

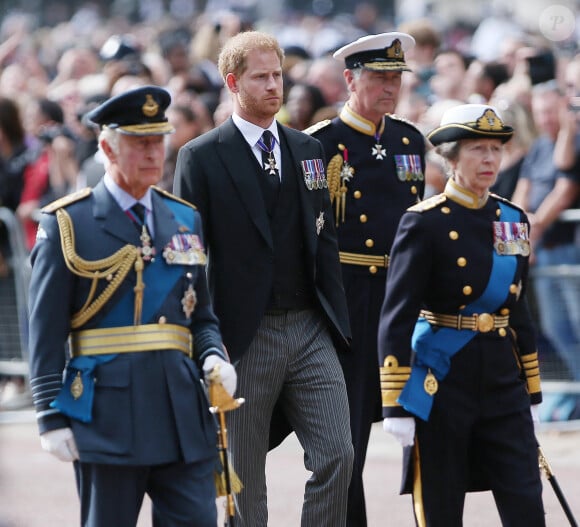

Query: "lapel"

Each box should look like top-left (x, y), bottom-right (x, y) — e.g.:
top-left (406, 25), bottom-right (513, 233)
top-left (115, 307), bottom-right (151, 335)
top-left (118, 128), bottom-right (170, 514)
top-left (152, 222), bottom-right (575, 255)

top-left (278, 124), bottom-right (317, 260)
top-left (217, 118), bottom-right (272, 248)
top-left (92, 181), bottom-right (137, 245)
top-left (150, 190), bottom-right (178, 252)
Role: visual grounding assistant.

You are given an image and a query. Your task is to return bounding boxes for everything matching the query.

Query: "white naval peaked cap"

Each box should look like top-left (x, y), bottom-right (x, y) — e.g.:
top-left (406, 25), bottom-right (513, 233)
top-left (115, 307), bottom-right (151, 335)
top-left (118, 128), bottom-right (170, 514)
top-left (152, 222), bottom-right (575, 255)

top-left (427, 104), bottom-right (514, 145)
top-left (333, 32), bottom-right (415, 72)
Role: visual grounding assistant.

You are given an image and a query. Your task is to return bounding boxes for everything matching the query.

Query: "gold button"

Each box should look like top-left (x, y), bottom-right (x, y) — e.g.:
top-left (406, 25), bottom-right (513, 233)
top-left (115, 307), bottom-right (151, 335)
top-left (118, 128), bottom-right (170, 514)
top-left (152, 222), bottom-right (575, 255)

top-left (354, 190), bottom-right (362, 199)
top-left (509, 284), bottom-right (518, 294)
top-left (463, 285), bottom-right (472, 296)
top-left (457, 257), bottom-right (467, 267)
top-left (449, 231), bottom-right (459, 240)
top-left (159, 316), bottom-right (167, 324)
top-left (441, 207), bottom-right (451, 214)
top-left (500, 308), bottom-right (510, 315)
top-left (365, 239), bottom-right (374, 248)
top-left (402, 137), bottom-right (410, 145)
top-left (476, 313), bottom-right (494, 332)
top-left (496, 208), bottom-right (501, 217)
top-left (411, 186), bottom-right (417, 195)
top-left (459, 305), bottom-right (466, 310)
top-left (498, 328), bottom-right (507, 337)
top-left (477, 313), bottom-right (494, 333)
top-left (360, 214), bottom-right (367, 223)
top-left (369, 265), bottom-right (378, 274)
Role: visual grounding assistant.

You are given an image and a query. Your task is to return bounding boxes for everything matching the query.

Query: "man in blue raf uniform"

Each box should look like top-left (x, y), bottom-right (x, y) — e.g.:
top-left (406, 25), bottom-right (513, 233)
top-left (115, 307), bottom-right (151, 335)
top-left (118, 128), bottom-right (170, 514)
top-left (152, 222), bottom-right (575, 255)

top-left (27, 85), bottom-right (236, 527)
top-left (306, 32), bottom-right (426, 526)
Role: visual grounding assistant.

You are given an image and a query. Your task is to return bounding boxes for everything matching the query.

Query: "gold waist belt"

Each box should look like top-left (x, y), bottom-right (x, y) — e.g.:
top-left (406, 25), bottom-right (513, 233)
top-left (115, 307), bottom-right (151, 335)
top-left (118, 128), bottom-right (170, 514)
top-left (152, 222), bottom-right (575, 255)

top-left (339, 251), bottom-right (390, 268)
top-left (70, 324), bottom-right (192, 357)
top-left (420, 310), bottom-right (509, 333)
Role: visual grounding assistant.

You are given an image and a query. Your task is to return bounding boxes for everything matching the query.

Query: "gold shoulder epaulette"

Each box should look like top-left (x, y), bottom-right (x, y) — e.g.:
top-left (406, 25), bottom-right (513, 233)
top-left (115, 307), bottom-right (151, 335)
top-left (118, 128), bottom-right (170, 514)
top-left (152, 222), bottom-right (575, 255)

top-left (490, 192), bottom-right (524, 213)
top-left (152, 186), bottom-right (197, 209)
top-left (388, 113), bottom-right (422, 133)
top-left (408, 193), bottom-right (447, 212)
top-left (303, 119), bottom-right (332, 135)
top-left (42, 187), bottom-right (92, 214)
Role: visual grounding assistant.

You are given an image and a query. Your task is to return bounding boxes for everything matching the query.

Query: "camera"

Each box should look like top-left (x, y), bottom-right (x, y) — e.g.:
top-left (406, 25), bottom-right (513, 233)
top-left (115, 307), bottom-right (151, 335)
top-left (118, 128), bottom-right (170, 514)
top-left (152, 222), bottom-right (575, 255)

top-left (38, 125), bottom-right (75, 144)
top-left (525, 51), bottom-right (555, 85)
top-left (568, 96), bottom-right (580, 113)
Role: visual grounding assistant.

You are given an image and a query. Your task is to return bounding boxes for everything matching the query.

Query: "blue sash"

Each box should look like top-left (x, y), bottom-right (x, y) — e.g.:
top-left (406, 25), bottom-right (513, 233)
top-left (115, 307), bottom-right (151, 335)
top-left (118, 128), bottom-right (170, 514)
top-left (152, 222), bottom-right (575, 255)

top-left (398, 202), bottom-right (519, 421)
top-left (52, 197), bottom-right (195, 422)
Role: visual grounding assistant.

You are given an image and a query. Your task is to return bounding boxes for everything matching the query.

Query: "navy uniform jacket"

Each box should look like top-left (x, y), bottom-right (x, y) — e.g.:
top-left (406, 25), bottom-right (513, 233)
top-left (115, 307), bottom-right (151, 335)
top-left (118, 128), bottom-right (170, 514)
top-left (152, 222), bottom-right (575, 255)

top-left (28, 182), bottom-right (225, 466)
top-left (378, 182), bottom-right (542, 422)
top-left (309, 108), bottom-right (425, 422)
top-left (309, 110), bottom-right (425, 269)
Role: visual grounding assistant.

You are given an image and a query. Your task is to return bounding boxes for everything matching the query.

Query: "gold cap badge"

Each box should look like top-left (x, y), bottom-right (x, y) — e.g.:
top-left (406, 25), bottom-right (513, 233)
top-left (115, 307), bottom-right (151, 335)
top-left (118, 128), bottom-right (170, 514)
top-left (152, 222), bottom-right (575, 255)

top-left (142, 94), bottom-right (159, 117)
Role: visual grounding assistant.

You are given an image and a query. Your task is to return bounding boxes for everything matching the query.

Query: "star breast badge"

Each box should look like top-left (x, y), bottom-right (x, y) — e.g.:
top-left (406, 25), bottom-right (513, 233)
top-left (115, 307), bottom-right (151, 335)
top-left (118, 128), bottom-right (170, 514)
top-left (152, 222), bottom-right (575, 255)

top-left (316, 211), bottom-right (325, 235)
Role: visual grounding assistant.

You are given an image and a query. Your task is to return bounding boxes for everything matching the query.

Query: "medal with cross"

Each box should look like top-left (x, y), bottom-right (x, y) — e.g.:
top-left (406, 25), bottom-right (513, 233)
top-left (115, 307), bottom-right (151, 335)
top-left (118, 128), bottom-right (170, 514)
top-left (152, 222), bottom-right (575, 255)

top-left (265, 152), bottom-right (277, 175)
top-left (139, 226), bottom-right (155, 262)
top-left (371, 116), bottom-right (387, 160)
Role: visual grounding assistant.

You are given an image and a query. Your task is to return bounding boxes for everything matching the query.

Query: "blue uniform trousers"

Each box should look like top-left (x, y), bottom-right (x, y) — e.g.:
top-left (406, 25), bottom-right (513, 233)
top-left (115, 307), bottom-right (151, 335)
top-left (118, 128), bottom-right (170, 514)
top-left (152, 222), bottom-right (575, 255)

top-left (74, 457), bottom-right (217, 527)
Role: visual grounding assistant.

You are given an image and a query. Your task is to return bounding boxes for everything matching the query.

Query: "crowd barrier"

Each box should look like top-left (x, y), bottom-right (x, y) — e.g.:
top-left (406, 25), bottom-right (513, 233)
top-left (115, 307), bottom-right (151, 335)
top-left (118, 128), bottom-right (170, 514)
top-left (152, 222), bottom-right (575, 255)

top-left (0, 207), bottom-right (30, 376)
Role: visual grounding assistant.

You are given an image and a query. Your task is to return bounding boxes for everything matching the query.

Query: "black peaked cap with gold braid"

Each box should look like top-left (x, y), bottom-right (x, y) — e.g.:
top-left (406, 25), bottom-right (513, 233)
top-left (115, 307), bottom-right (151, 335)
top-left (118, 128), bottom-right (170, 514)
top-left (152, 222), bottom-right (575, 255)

top-left (87, 85), bottom-right (174, 136)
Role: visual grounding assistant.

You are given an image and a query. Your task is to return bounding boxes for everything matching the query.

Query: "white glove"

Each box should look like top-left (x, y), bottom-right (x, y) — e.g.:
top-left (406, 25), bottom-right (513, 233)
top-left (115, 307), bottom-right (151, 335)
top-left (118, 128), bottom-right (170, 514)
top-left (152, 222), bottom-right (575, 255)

top-left (383, 417), bottom-right (416, 447)
top-left (40, 427), bottom-right (79, 462)
top-left (203, 355), bottom-right (237, 396)
top-left (530, 404), bottom-right (541, 433)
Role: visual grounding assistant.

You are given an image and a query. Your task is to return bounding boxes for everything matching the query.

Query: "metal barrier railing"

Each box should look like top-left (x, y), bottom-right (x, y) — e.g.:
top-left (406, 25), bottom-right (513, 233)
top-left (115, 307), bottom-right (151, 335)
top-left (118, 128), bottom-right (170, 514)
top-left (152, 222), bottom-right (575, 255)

top-left (0, 207), bottom-right (30, 376)
top-left (529, 209), bottom-right (580, 394)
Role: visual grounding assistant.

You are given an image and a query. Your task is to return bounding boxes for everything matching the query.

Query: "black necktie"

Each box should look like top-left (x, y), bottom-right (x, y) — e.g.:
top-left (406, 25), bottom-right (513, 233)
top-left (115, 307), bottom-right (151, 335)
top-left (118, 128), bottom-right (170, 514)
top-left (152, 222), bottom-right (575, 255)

top-left (130, 202), bottom-right (155, 261)
top-left (259, 130), bottom-right (279, 180)
top-left (130, 202), bottom-right (147, 232)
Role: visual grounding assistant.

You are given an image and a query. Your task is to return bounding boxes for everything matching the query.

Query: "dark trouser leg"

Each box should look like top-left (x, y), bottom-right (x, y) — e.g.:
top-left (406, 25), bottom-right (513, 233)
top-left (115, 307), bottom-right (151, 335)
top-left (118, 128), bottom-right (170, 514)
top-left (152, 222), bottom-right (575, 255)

top-left (75, 458), bottom-right (217, 527)
top-left (478, 410), bottom-right (545, 527)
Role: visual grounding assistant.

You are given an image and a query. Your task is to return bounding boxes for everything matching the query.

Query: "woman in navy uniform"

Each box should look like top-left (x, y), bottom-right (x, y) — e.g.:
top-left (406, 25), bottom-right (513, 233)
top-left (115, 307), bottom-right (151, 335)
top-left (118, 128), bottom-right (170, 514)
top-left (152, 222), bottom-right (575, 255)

top-left (27, 86), bottom-right (236, 527)
top-left (378, 104), bottom-right (545, 526)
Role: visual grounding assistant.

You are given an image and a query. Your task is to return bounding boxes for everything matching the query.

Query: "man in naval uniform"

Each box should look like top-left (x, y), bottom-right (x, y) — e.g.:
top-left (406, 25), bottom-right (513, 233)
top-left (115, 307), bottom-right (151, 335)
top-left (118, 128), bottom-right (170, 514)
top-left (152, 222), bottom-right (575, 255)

top-left (306, 32), bottom-right (426, 526)
top-left (27, 85), bottom-right (236, 527)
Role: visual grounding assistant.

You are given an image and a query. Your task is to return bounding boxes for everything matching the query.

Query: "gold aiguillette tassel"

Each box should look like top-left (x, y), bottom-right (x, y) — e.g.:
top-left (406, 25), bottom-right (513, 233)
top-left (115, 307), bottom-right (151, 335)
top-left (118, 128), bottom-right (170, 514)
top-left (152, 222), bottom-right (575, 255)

top-left (133, 253), bottom-right (145, 325)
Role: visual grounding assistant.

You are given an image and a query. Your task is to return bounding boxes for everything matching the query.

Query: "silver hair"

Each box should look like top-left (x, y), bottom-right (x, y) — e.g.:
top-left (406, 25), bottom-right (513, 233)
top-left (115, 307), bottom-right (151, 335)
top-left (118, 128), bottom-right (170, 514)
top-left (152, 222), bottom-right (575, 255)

top-left (98, 127), bottom-right (119, 168)
top-left (435, 140), bottom-right (460, 161)
top-left (350, 68), bottom-right (363, 79)
top-left (434, 140), bottom-right (460, 177)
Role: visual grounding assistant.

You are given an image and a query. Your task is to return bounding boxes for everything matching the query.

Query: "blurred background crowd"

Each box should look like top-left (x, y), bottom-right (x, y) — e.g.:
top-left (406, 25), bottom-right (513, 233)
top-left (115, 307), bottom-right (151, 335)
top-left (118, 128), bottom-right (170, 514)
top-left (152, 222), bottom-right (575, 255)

top-left (0, 0), bottom-right (580, 419)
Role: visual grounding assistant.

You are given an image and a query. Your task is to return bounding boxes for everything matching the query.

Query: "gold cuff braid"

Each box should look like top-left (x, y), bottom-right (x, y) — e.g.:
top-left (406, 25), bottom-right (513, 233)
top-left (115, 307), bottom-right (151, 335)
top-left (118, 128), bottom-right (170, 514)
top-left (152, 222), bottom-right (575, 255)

top-left (380, 355), bottom-right (411, 408)
top-left (521, 352), bottom-right (542, 394)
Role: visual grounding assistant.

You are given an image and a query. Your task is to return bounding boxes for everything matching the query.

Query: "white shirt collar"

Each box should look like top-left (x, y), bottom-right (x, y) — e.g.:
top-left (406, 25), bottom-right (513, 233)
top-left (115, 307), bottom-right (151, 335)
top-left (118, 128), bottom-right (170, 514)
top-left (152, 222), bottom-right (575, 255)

top-left (103, 173), bottom-right (153, 212)
top-left (232, 113), bottom-right (279, 148)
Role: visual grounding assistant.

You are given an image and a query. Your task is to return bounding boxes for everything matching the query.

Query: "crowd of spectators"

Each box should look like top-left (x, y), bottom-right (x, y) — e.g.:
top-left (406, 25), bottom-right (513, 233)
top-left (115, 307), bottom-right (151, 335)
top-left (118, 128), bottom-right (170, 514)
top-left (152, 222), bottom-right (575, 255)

top-left (0, 1), bottom-right (579, 417)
